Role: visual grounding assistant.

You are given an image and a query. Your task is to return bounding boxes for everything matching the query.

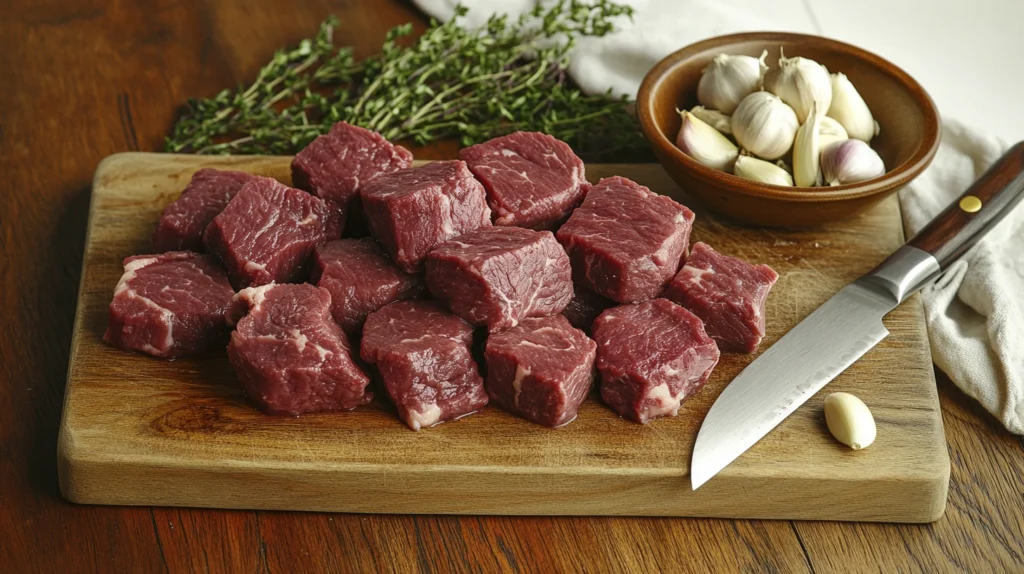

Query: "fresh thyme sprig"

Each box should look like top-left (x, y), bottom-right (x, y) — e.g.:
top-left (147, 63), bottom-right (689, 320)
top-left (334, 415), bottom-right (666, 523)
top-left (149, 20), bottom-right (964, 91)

top-left (165, 1), bottom-right (651, 161)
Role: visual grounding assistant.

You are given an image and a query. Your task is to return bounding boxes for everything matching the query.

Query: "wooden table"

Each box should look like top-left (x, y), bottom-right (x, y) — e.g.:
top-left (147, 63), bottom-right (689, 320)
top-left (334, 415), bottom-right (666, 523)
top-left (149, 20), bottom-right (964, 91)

top-left (2, 1), bottom-right (1021, 571)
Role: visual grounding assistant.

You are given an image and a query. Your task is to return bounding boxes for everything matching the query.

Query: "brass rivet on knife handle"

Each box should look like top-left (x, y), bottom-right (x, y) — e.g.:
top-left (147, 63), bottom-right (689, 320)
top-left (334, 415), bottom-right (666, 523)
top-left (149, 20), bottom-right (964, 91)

top-left (907, 141), bottom-right (1024, 270)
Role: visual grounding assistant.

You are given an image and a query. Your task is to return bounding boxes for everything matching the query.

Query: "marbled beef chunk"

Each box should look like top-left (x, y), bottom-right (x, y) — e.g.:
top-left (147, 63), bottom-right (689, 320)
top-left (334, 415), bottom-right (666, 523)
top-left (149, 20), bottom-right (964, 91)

top-left (662, 242), bottom-right (779, 353)
top-left (104, 251), bottom-right (234, 359)
top-left (556, 176), bottom-right (694, 303)
top-left (310, 238), bottom-right (423, 337)
top-left (459, 131), bottom-right (589, 229)
top-left (592, 299), bottom-right (719, 424)
top-left (360, 160), bottom-right (491, 273)
top-left (361, 301), bottom-right (488, 431)
top-left (227, 283), bottom-right (372, 415)
top-left (485, 315), bottom-right (596, 428)
top-left (203, 176), bottom-right (342, 289)
top-left (425, 226), bottom-right (573, 332)
top-left (153, 168), bottom-right (254, 252)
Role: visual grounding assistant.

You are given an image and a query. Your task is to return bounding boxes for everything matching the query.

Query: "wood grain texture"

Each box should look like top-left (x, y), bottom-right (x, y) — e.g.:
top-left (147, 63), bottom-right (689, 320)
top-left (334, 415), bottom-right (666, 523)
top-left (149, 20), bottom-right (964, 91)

top-left (2, 0), bottom-right (1022, 572)
top-left (58, 153), bottom-right (947, 522)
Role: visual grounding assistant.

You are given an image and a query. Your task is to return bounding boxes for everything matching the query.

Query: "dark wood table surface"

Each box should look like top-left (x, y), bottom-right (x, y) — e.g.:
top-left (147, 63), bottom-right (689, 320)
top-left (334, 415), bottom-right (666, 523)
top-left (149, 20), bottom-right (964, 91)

top-left (2, 1), bottom-right (1021, 571)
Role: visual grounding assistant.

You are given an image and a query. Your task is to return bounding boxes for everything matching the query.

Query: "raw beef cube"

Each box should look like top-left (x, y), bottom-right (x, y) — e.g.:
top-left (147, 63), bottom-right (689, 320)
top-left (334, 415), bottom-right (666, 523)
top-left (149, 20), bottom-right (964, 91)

top-left (662, 242), bottom-right (779, 353)
top-left (459, 131), bottom-right (589, 229)
top-left (484, 315), bottom-right (596, 428)
top-left (153, 168), bottom-right (254, 252)
top-left (425, 226), bottom-right (573, 332)
top-left (556, 176), bottom-right (695, 303)
top-left (104, 251), bottom-right (234, 359)
top-left (592, 299), bottom-right (719, 424)
top-left (227, 283), bottom-right (372, 415)
top-left (361, 160), bottom-right (491, 273)
top-left (203, 176), bottom-right (342, 289)
top-left (361, 300), bottom-right (488, 430)
top-left (561, 283), bottom-right (614, 334)
top-left (310, 238), bottom-right (423, 337)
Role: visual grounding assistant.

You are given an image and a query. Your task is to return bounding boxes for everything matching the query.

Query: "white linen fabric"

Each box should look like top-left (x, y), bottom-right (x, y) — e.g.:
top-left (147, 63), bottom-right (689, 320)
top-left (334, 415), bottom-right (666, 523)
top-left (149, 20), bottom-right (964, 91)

top-left (412, 0), bottom-right (1024, 433)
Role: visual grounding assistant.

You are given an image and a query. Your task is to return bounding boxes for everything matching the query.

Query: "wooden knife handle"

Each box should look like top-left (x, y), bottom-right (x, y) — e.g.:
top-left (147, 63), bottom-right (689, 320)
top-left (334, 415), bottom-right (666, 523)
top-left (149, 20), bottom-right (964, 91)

top-left (907, 141), bottom-right (1024, 269)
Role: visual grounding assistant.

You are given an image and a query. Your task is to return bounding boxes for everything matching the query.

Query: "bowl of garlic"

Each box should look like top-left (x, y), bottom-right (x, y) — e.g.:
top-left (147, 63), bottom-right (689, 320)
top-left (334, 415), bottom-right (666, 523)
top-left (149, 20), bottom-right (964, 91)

top-left (637, 32), bottom-right (940, 227)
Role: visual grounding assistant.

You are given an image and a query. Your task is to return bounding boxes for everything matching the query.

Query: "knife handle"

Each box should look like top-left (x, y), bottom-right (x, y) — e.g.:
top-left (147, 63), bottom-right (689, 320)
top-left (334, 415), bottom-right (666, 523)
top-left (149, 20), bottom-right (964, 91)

top-left (907, 141), bottom-right (1024, 269)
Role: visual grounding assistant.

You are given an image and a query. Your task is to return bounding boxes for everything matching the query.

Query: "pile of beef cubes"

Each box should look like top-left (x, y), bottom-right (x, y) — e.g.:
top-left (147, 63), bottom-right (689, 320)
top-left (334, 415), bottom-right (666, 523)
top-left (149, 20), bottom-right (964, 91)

top-left (105, 122), bottom-right (778, 429)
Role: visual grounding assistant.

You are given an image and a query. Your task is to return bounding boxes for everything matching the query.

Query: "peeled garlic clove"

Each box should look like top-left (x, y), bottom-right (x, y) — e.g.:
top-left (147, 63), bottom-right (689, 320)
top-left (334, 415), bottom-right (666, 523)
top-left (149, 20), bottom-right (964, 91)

top-left (827, 72), bottom-right (878, 142)
top-left (793, 102), bottom-right (823, 187)
top-left (764, 49), bottom-right (832, 124)
top-left (676, 110), bottom-right (739, 172)
top-left (731, 91), bottom-right (799, 160)
top-left (818, 115), bottom-right (849, 149)
top-left (697, 50), bottom-right (768, 114)
top-left (733, 155), bottom-right (793, 186)
top-left (820, 139), bottom-right (885, 185)
top-left (690, 105), bottom-right (732, 135)
top-left (823, 392), bottom-right (876, 450)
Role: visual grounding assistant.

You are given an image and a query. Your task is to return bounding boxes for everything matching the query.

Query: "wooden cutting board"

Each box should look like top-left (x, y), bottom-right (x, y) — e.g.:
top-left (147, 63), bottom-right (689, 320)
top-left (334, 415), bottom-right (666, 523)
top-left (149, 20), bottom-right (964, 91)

top-left (58, 153), bottom-right (949, 522)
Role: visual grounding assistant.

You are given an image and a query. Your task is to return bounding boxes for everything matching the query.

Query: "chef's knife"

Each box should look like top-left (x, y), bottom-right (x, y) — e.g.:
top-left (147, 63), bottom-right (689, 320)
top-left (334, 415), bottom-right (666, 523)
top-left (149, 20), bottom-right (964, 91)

top-left (691, 142), bottom-right (1024, 490)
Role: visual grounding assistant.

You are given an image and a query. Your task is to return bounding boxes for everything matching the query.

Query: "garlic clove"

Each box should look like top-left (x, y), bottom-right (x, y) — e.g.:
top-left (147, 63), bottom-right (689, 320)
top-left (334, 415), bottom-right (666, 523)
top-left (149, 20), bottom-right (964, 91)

top-left (764, 49), bottom-right (832, 123)
top-left (819, 139), bottom-right (885, 185)
top-left (733, 155), bottom-right (794, 186)
top-left (827, 72), bottom-right (878, 142)
top-left (675, 110), bottom-right (739, 172)
top-left (697, 50), bottom-right (768, 115)
top-left (730, 91), bottom-right (799, 161)
top-left (823, 392), bottom-right (876, 450)
top-left (818, 115), bottom-right (849, 149)
top-left (793, 101), bottom-right (823, 187)
top-left (689, 105), bottom-right (732, 135)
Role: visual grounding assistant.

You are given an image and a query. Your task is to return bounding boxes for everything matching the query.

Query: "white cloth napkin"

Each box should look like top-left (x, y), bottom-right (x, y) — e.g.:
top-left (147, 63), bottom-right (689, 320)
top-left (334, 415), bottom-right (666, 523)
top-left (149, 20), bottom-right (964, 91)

top-left (413, 0), bottom-right (1024, 433)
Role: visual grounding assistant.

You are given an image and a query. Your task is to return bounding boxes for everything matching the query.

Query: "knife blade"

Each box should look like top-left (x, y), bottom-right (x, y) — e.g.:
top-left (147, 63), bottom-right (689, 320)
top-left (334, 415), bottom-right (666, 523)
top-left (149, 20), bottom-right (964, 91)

top-left (691, 142), bottom-right (1024, 490)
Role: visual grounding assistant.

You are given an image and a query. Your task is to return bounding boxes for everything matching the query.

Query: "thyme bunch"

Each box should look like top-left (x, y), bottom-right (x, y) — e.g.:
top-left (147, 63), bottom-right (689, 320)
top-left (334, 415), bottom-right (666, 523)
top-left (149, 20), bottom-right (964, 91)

top-left (165, 1), bottom-right (650, 161)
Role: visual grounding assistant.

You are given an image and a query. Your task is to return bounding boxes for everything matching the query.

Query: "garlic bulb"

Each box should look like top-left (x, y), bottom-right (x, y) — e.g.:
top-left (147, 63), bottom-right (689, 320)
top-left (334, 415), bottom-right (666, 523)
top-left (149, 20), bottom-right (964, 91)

top-left (818, 115), bottom-right (849, 149)
top-left (676, 110), bottom-right (739, 172)
top-left (697, 51), bottom-right (768, 114)
top-left (733, 155), bottom-right (793, 186)
top-left (689, 105), bottom-right (732, 135)
top-left (827, 73), bottom-right (879, 142)
top-left (793, 102), bottom-right (823, 187)
top-left (820, 139), bottom-right (885, 185)
top-left (764, 50), bottom-right (832, 123)
top-left (731, 91), bottom-right (799, 160)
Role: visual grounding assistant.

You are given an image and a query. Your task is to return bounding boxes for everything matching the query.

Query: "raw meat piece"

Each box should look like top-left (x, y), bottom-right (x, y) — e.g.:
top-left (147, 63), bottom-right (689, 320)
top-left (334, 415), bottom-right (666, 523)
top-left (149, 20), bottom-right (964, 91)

top-left (360, 160), bottom-right (491, 273)
top-left (556, 176), bottom-right (695, 303)
top-left (227, 283), bottom-right (372, 415)
top-left (310, 238), bottom-right (423, 337)
top-left (425, 226), bottom-right (573, 332)
top-left (104, 251), bottom-right (234, 359)
top-left (561, 283), bottom-right (614, 334)
top-left (203, 176), bottom-right (342, 289)
top-left (484, 315), bottom-right (596, 427)
top-left (153, 168), bottom-right (254, 252)
top-left (662, 242), bottom-right (779, 353)
top-left (361, 300), bottom-right (487, 430)
top-left (592, 299), bottom-right (719, 424)
top-left (459, 131), bottom-right (589, 229)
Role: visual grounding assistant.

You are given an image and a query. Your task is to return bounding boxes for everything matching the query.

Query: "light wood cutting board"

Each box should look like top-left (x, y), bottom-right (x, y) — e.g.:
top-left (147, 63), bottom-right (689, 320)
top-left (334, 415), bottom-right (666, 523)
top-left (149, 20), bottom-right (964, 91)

top-left (57, 153), bottom-right (949, 522)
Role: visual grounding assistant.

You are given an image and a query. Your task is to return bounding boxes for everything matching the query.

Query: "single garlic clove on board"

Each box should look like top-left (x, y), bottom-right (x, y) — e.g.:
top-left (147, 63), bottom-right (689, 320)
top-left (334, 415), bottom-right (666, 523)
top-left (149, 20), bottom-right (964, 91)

top-left (827, 72), bottom-right (879, 142)
top-left (689, 105), bottom-right (733, 135)
top-left (676, 110), bottom-right (740, 172)
top-left (823, 392), bottom-right (876, 450)
top-left (820, 139), bottom-right (885, 185)
top-left (733, 155), bottom-right (794, 186)
top-left (793, 101), bottom-right (823, 187)
top-left (764, 49), bottom-right (832, 123)
top-left (697, 50), bottom-right (768, 114)
top-left (731, 91), bottom-right (799, 161)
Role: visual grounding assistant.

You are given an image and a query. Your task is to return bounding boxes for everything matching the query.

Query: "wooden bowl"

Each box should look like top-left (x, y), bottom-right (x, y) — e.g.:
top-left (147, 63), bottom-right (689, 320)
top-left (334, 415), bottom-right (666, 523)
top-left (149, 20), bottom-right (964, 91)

top-left (637, 32), bottom-right (941, 227)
